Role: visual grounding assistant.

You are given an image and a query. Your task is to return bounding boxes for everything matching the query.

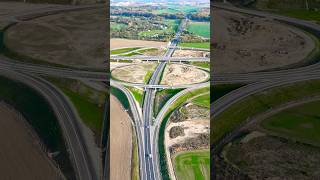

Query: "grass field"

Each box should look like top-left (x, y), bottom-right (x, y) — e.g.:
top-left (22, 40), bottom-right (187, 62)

top-left (262, 101), bottom-right (320, 145)
top-left (174, 150), bottom-right (210, 180)
top-left (187, 21), bottom-right (210, 38)
top-left (180, 42), bottom-right (210, 49)
top-left (111, 47), bottom-right (141, 55)
top-left (47, 77), bottom-right (105, 136)
top-left (211, 80), bottom-right (320, 144)
top-left (192, 93), bottom-right (210, 108)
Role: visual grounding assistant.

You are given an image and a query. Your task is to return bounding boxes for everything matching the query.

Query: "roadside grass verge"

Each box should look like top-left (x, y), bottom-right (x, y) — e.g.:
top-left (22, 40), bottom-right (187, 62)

top-left (173, 150), bottom-right (210, 180)
top-left (158, 86), bottom-right (209, 180)
top-left (211, 84), bottom-right (244, 103)
top-left (277, 10), bottom-right (320, 24)
top-left (111, 47), bottom-right (141, 55)
top-left (262, 100), bottom-right (320, 146)
top-left (180, 42), bottom-right (210, 49)
top-left (110, 59), bottom-right (133, 63)
top-left (192, 93), bottom-right (210, 108)
top-left (0, 75), bottom-right (75, 179)
top-left (126, 86), bottom-right (144, 106)
top-left (137, 48), bottom-right (158, 54)
top-left (190, 62), bottom-right (210, 69)
top-left (154, 88), bottom-right (183, 117)
top-left (111, 87), bottom-right (130, 110)
top-left (144, 70), bottom-right (154, 83)
top-left (212, 80), bottom-right (320, 145)
top-left (46, 77), bottom-right (105, 138)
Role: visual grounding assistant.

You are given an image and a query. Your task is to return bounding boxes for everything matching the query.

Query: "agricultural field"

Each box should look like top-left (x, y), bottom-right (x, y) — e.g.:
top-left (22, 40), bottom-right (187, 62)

top-left (187, 21), bottom-right (210, 38)
top-left (173, 150), bottom-right (210, 180)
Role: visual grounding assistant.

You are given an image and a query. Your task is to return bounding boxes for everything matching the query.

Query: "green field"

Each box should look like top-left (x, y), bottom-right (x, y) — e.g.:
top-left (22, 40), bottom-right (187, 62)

top-left (174, 150), bottom-right (210, 180)
top-left (211, 80), bottom-right (320, 144)
top-left (111, 47), bottom-right (141, 55)
top-left (180, 42), bottom-right (210, 49)
top-left (192, 93), bottom-right (210, 108)
top-left (262, 101), bottom-right (320, 145)
top-left (187, 21), bottom-right (210, 38)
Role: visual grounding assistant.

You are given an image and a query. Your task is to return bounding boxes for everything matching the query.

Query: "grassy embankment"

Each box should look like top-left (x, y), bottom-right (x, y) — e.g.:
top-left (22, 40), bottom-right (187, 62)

top-left (211, 80), bottom-right (320, 145)
top-left (47, 77), bottom-right (105, 138)
top-left (154, 89), bottom-right (183, 117)
top-left (173, 150), bottom-right (210, 180)
top-left (262, 100), bottom-right (320, 146)
top-left (158, 86), bottom-right (210, 180)
top-left (190, 62), bottom-right (210, 69)
top-left (126, 86), bottom-right (144, 106)
top-left (0, 75), bottom-right (75, 179)
top-left (192, 93), bottom-right (210, 108)
top-left (211, 84), bottom-right (244, 103)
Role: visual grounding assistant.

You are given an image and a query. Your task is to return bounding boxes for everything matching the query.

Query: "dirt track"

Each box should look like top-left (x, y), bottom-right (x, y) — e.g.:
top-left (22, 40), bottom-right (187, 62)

top-left (0, 102), bottom-right (63, 180)
top-left (110, 96), bottom-right (132, 180)
top-left (212, 9), bottom-right (315, 73)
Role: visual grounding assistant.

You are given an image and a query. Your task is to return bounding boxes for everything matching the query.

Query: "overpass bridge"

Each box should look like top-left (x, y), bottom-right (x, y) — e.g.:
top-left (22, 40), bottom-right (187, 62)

top-left (111, 55), bottom-right (210, 62)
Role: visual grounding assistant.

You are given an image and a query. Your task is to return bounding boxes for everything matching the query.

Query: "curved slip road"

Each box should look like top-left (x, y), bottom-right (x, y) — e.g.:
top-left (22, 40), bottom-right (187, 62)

top-left (0, 69), bottom-right (98, 180)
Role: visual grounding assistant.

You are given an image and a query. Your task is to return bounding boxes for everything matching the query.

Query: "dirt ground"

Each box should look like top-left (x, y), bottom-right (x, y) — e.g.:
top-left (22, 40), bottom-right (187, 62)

top-left (172, 50), bottom-right (210, 58)
top-left (212, 9), bottom-right (315, 73)
top-left (165, 103), bottom-right (210, 148)
top-left (5, 8), bottom-right (107, 69)
top-left (0, 102), bottom-right (64, 180)
top-left (110, 96), bottom-right (132, 180)
top-left (111, 38), bottom-right (167, 49)
top-left (111, 63), bottom-right (157, 83)
top-left (161, 63), bottom-right (209, 85)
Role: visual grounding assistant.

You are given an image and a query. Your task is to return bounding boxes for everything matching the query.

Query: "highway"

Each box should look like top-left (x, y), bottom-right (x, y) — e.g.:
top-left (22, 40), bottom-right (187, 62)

top-left (0, 69), bottom-right (97, 180)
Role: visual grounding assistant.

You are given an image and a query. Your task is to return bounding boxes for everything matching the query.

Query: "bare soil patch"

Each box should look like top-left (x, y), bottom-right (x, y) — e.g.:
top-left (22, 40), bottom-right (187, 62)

top-left (110, 96), bottom-right (132, 180)
top-left (165, 103), bottom-right (210, 153)
top-left (5, 8), bottom-right (106, 69)
top-left (0, 102), bottom-right (64, 180)
top-left (172, 49), bottom-right (209, 58)
top-left (111, 63), bottom-right (157, 83)
top-left (161, 63), bottom-right (209, 85)
top-left (111, 38), bottom-right (167, 49)
top-left (212, 9), bottom-right (315, 73)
